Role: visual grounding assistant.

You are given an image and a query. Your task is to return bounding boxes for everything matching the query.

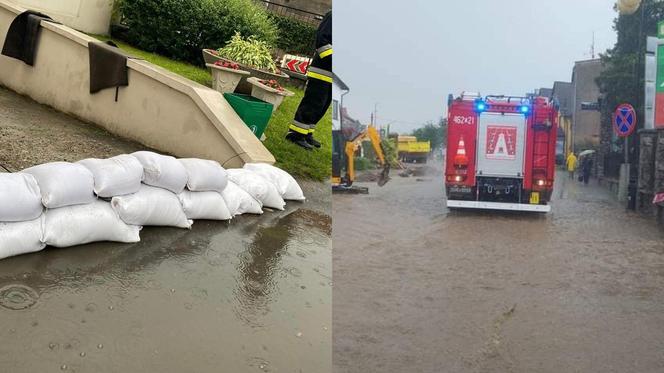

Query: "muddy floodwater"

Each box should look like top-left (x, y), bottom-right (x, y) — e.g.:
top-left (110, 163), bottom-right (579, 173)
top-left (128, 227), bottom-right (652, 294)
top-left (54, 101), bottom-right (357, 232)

top-left (334, 163), bottom-right (664, 373)
top-left (0, 87), bottom-right (331, 372)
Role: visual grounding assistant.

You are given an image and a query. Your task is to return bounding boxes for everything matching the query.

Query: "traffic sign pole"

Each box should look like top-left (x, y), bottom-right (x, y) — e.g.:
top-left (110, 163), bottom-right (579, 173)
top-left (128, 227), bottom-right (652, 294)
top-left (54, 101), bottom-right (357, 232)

top-left (613, 103), bottom-right (637, 202)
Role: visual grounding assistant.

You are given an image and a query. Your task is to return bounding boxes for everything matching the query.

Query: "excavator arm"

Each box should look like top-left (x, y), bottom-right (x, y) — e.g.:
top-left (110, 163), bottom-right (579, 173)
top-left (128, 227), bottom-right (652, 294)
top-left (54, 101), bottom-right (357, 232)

top-left (366, 126), bottom-right (390, 186)
top-left (338, 125), bottom-right (390, 188)
top-left (332, 125), bottom-right (391, 193)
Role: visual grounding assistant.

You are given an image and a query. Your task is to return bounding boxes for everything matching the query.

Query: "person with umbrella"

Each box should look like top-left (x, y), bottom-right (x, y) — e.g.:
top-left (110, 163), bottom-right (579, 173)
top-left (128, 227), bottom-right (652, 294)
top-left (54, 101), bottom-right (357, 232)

top-left (579, 150), bottom-right (595, 185)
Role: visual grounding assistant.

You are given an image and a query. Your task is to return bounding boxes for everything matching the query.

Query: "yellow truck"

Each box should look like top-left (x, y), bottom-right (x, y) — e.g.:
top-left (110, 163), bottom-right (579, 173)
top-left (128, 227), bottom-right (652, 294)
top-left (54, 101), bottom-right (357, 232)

top-left (397, 136), bottom-right (430, 163)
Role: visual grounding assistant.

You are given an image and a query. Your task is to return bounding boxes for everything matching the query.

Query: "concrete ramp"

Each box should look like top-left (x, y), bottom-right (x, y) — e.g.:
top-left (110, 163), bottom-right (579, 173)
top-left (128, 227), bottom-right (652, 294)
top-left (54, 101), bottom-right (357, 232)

top-left (0, 1), bottom-right (275, 168)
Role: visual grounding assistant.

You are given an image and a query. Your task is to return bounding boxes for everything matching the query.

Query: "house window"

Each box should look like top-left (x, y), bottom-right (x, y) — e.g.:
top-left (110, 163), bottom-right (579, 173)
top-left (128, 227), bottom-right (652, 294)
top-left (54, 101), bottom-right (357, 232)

top-left (332, 99), bottom-right (339, 120)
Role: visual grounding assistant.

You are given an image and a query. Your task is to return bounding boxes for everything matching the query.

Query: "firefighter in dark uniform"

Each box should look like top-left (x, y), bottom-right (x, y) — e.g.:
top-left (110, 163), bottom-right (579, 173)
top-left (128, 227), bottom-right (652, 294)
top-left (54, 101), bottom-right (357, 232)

top-left (286, 10), bottom-right (332, 150)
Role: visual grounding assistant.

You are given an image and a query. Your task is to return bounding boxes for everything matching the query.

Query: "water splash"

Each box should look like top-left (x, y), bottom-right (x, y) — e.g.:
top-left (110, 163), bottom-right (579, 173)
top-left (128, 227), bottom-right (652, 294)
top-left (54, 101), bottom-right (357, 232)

top-left (0, 284), bottom-right (39, 310)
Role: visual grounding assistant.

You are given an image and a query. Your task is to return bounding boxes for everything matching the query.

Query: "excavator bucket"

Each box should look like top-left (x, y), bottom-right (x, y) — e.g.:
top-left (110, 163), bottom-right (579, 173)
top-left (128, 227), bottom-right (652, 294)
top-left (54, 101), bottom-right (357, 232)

top-left (377, 164), bottom-right (391, 187)
top-left (371, 130), bottom-right (391, 187)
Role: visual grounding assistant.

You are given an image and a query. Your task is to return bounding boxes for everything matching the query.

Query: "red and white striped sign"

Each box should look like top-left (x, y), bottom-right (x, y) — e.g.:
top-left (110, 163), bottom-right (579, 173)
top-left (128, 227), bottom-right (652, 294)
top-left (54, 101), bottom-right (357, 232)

top-left (281, 54), bottom-right (310, 74)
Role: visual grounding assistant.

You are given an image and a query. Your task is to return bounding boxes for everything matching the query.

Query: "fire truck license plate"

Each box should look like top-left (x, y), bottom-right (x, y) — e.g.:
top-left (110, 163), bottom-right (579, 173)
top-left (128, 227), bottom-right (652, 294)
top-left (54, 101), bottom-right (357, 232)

top-left (449, 186), bottom-right (471, 193)
top-left (529, 192), bottom-right (540, 204)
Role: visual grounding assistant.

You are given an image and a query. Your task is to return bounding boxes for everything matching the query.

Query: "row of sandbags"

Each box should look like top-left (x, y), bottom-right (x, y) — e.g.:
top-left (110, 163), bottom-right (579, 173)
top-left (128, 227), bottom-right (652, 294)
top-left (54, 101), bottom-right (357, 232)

top-left (0, 151), bottom-right (305, 260)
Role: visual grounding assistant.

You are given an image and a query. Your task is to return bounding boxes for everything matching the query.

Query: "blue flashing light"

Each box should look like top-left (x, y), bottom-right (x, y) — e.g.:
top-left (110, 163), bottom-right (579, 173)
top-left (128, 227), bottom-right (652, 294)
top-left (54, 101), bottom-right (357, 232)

top-left (474, 100), bottom-right (487, 113)
top-left (519, 105), bottom-right (530, 114)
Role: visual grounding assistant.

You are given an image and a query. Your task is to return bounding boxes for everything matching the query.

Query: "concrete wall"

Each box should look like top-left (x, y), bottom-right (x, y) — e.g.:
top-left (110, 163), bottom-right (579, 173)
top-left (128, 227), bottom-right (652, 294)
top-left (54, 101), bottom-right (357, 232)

top-left (0, 1), bottom-right (274, 168)
top-left (571, 59), bottom-right (603, 148)
top-left (6, 0), bottom-right (113, 34)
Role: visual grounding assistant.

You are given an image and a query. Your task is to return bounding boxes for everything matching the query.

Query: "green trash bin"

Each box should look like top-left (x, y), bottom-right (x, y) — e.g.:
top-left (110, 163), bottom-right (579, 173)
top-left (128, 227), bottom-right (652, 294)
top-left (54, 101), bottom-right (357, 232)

top-left (223, 93), bottom-right (274, 139)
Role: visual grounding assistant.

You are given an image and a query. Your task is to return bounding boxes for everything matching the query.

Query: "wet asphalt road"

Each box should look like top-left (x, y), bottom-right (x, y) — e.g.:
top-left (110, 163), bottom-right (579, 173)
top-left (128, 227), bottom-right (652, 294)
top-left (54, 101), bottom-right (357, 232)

top-left (0, 86), bottom-right (332, 372)
top-left (333, 164), bottom-right (664, 373)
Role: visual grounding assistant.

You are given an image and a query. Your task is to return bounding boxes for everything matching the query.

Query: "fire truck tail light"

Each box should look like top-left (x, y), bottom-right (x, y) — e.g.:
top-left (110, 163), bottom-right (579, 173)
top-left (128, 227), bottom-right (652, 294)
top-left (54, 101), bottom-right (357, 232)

top-left (446, 175), bottom-right (466, 183)
top-left (534, 179), bottom-right (552, 187)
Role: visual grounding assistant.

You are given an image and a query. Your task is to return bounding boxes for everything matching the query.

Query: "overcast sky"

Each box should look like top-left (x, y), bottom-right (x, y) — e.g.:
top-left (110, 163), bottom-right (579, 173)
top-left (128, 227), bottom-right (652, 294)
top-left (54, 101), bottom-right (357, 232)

top-left (334, 0), bottom-right (618, 133)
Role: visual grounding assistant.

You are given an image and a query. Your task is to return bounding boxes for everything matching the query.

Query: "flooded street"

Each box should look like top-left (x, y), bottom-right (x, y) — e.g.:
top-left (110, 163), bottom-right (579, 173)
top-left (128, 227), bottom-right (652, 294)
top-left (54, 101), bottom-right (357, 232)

top-left (333, 163), bottom-right (664, 373)
top-left (0, 87), bottom-right (331, 372)
top-left (0, 194), bottom-right (331, 372)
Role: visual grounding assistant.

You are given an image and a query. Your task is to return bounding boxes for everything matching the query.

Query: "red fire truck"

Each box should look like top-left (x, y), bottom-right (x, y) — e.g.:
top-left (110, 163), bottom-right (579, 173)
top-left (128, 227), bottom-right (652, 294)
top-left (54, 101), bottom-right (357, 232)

top-left (445, 92), bottom-right (558, 212)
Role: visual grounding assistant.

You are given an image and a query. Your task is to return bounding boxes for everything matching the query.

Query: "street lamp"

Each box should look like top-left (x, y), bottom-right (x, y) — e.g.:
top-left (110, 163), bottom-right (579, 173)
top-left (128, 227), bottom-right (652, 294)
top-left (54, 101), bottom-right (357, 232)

top-left (619, 0), bottom-right (645, 207)
top-left (617, 0), bottom-right (641, 15)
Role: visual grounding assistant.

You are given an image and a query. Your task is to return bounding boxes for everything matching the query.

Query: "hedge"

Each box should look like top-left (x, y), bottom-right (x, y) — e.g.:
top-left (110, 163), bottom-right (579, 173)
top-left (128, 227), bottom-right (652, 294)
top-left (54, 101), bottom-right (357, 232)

top-left (117, 0), bottom-right (278, 65)
top-left (269, 14), bottom-right (316, 56)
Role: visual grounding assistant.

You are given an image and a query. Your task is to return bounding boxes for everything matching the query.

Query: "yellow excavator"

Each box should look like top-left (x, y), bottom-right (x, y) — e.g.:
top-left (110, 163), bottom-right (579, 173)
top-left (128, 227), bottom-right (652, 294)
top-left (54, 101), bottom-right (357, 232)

top-left (332, 125), bottom-right (390, 193)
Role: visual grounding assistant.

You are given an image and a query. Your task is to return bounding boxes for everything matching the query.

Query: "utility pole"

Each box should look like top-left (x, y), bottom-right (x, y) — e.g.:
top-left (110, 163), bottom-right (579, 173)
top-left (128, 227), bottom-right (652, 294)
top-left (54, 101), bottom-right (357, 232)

top-left (619, 0), bottom-right (645, 204)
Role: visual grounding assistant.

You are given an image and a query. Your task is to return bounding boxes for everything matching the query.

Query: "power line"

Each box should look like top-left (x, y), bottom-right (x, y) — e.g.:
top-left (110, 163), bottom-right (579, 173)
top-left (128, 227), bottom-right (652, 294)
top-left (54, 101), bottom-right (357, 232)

top-left (375, 116), bottom-right (436, 126)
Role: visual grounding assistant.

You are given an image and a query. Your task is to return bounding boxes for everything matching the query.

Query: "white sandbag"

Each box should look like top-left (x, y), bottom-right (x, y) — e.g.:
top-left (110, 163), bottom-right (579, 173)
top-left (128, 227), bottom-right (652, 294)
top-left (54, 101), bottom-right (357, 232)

top-left (131, 151), bottom-right (188, 193)
top-left (0, 218), bottom-right (45, 259)
top-left (111, 185), bottom-right (192, 228)
top-left (226, 169), bottom-right (285, 210)
top-left (243, 163), bottom-right (305, 201)
top-left (179, 158), bottom-right (228, 192)
top-left (221, 181), bottom-right (263, 216)
top-left (178, 190), bottom-right (232, 220)
top-left (77, 154), bottom-right (144, 197)
top-left (22, 162), bottom-right (95, 208)
top-left (0, 173), bottom-right (43, 221)
top-left (42, 201), bottom-right (140, 248)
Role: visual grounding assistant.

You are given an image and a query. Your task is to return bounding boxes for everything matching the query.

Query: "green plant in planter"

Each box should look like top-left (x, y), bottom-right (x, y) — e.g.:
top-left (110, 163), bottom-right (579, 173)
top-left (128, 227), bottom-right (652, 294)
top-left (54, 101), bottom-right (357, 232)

top-left (217, 32), bottom-right (277, 73)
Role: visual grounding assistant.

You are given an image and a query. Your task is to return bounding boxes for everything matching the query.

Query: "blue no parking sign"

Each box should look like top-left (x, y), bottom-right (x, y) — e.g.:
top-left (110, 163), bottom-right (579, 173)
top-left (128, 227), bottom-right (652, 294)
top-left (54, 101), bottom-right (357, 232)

top-left (613, 103), bottom-right (637, 137)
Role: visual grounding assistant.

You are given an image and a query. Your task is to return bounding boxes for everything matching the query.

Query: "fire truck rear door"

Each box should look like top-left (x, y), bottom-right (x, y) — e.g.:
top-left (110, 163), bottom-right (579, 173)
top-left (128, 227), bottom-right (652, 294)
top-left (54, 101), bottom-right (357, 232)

top-left (476, 112), bottom-right (526, 178)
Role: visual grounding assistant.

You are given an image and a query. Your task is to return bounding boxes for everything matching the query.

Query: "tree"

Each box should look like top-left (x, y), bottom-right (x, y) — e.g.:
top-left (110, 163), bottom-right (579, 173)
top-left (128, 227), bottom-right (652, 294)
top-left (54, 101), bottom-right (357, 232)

top-left (595, 1), bottom-right (664, 171)
top-left (597, 1), bottom-right (664, 133)
top-left (411, 117), bottom-right (447, 150)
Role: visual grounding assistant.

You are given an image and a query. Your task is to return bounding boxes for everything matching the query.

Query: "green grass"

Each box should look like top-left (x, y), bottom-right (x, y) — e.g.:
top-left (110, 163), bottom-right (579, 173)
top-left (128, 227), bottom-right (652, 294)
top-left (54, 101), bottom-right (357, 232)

top-left (89, 35), bottom-right (330, 181)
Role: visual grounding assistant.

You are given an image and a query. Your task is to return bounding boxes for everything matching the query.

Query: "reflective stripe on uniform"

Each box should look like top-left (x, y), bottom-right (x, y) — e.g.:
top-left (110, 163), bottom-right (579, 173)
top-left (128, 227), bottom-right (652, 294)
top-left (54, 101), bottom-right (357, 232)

top-left (289, 121), bottom-right (310, 134)
top-left (307, 67), bottom-right (333, 83)
top-left (317, 44), bottom-right (333, 58)
top-left (307, 72), bottom-right (333, 83)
